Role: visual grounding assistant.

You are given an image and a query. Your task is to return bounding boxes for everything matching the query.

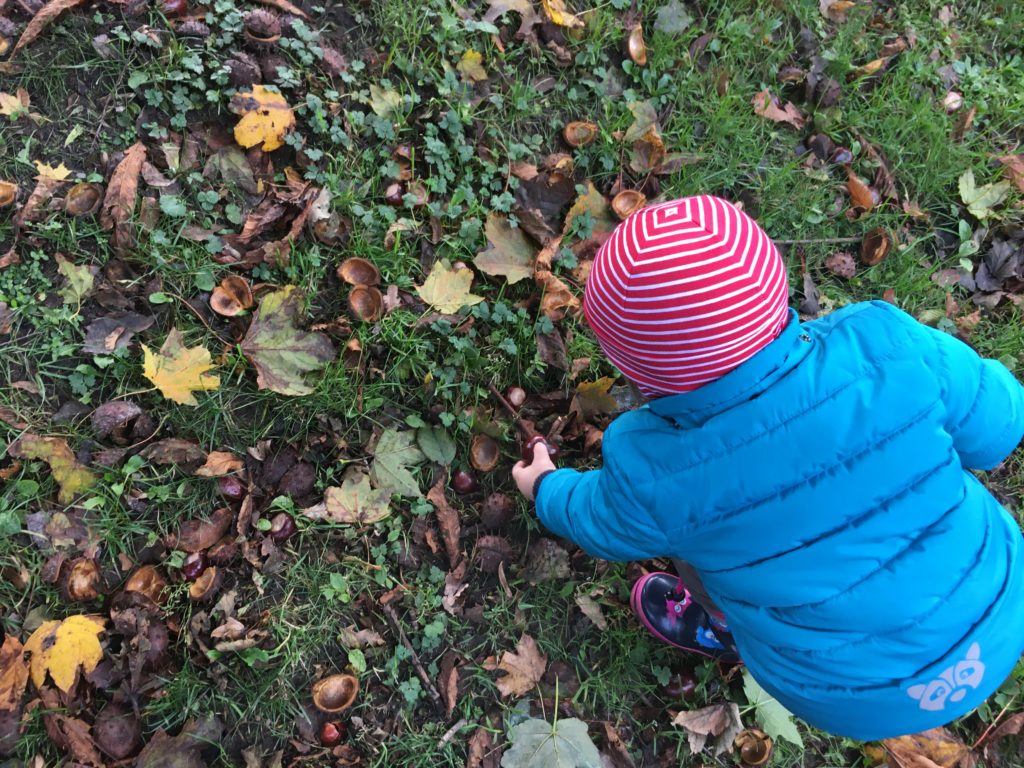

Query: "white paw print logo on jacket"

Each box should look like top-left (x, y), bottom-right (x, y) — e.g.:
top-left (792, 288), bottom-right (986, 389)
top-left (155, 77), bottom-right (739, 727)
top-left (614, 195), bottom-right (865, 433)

top-left (907, 643), bottom-right (985, 712)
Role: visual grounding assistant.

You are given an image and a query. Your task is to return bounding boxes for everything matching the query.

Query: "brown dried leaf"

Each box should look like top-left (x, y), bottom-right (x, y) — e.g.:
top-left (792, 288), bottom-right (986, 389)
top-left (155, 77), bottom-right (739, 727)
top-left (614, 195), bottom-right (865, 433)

top-left (752, 89), bottom-right (807, 129)
top-left (819, 0), bottom-right (856, 22)
top-left (0, 0), bottom-right (89, 67)
top-left (570, 377), bottom-right (617, 422)
top-left (495, 633), bottom-right (547, 698)
top-left (473, 214), bottom-right (537, 285)
top-left (443, 559), bottom-right (470, 616)
top-left (883, 728), bottom-right (969, 768)
top-left (168, 507), bottom-right (234, 553)
top-left (467, 727), bottom-right (496, 768)
top-left (600, 721), bottom-right (636, 768)
top-left (0, 635), bottom-right (29, 714)
top-left (194, 451), bottom-right (244, 477)
top-left (996, 154), bottom-right (1024, 193)
top-left (141, 438), bottom-right (207, 466)
top-left (438, 650), bottom-right (461, 717)
top-left (82, 312), bottom-right (154, 355)
top-left (427, 478), bottom-right (461, 567)
top-left (100, 142), bottom-right (146, 254)
top-left (672, 702), bottom-right (744, 755)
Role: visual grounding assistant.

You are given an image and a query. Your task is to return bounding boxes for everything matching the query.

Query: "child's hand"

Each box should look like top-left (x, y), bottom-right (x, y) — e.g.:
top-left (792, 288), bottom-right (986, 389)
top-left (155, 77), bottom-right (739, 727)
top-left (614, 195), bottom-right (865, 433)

top-left (512, 440), bottom-right (557, 501)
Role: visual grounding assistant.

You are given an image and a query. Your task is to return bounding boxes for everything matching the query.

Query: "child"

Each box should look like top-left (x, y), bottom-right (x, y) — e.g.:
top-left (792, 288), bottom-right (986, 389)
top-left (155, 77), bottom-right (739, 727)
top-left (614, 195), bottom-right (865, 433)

top-left (512, 195), bottom-right (1024, 740)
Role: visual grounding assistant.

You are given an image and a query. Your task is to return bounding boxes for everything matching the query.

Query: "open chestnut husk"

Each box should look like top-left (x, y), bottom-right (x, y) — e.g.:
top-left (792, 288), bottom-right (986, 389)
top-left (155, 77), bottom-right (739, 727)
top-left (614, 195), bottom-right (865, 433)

top-left (124, 565), bottom-right (168, 606)
top-left (348, 285), bottom-right (383, 323)
top-left (469, 434), bottom-right (499, 473)
top-left (337, 257), bottom-right (381, 287)
top-left (64, 557), bottom-right (102, 602)
top-left (312, 674), bottom-right (359, 713)
top-left (188, 565), bottom-right (221, 601)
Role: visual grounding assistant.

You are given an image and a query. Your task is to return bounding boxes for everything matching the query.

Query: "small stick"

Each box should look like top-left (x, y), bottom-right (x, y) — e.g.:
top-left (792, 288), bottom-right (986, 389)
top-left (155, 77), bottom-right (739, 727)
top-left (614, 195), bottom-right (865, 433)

top-left (380, 602), bottom-right (445, 712)
top-left (775, 236), bottom-right (862, 246)
top-left (486, 382), bottom-right (533, 441)
top-left (436, 718), bottom-right (469, 749)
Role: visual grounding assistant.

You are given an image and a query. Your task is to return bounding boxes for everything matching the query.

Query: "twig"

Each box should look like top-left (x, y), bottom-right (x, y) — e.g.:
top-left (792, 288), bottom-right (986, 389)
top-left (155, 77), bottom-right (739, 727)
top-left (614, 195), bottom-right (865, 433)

top-left (436, 718), bottom-right (468, 749)
top-left (380, 602), bottom-right (445, 713)
top-left (775, 237), bottom-right (862, 246)
top-left (165, 291), bottom-right (234, 348)
top-left (971, 696), bottom-right (1017, 750)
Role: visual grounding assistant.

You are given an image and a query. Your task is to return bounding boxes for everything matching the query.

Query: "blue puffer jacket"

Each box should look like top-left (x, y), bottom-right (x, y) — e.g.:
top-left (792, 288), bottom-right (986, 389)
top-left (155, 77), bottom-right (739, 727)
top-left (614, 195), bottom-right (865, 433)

top-left (537, 301), bottom-right (1024, 739)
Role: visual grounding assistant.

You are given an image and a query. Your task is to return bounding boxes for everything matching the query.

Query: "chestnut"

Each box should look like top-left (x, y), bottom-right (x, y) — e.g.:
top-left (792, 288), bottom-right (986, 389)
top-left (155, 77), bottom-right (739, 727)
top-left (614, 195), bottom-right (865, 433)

top-left (270, 513), bottom-right (296, 543)
top-left (320, 721), bottom-right (346, 746)
top-left (521, 435), bottom-right (559, 463)
top-left (506, 386), bottom-right (526, 408)
top-left (451, 469), bottom-right (479, 495)
top-left (180, 552), bottom-right (208, 581)
top-left (383, 182), bottom-right (405, 206)
top-left (660, 670), bottom-right (698, 701)
top-left (158, 0), bottom-right (187, 17)
top-left (218, 475), bottom-right (245, 500)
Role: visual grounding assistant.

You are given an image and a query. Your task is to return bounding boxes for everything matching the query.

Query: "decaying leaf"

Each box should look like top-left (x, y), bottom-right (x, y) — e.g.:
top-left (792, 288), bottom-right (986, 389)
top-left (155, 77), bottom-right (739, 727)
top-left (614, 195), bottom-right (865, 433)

top-left (310, 472), bottom-right (391, 525)
top-left (0, 0), bottom-right (89, 67)
top-left (996, 154), bottom-right (1024, 193)
top-left (482, 0), bottom-right (542, 47)
top-left (752, 89), bottom-right (807, 129)
top-left (742, 670), bottom-right (804, 747)
top-left (502, 717), bottom-right (601, 768)
top-left (959, 169), bottom-right (1012, 220)
top-left (23, 614), bottom-right (105, 693)
top-left (168, 507), bottom-right (234, 553)
top-left (416, 261), bottom-right (484, 314)
top-left (541, 0), bottom-right (583, 29)
top-left (100, 142), bottom-right (146, 253)
top-left (495, 633), bottom-right (547, 699)
top-left (194, 451), bottom-right (244, 477)
top-left (820, 0), bottom-right (856, 23)
top-left (82, 312), bottom-right (154, 355)
top-left (571, 378), bottom-right (617, 421)
top-left (474, 214), bottom-right (538, 284)
top-left (0, 635), bottom-right (29, 713)
top-left (9, 434), bottom-right (96, 504)
top-left (672, 702), bottom-right (744, 756)
top-left (0, 89), bottom-right (29, 119)
top-left (240, 286), bottom-right (336, 396)
top-left (140, 438), bottom-right (208, 465)
top-left (457, 49), bottom-right (488, 82)
top-left (427, 478), bottom-right (461, 567)
top-left (574, 594), bottom-right (608, 630)
top-left (883, 727), bottom-right (969, 768)
top-left (370, 428), bottom-right (425, 498)
top-left (534, 236), bottom-right (581, 321)
top-left (54, 254), bottom-right (95, 306)
top-left (134, 716), bottom-right (224, 768)
top-left (143, 328), bottom-right (221, 406)
top-left (230, 86), bottom-right (296, 152)
top-left (563, 182), bottom-right (617, 241)
top-left (846, 169), bottom-right (875, 213)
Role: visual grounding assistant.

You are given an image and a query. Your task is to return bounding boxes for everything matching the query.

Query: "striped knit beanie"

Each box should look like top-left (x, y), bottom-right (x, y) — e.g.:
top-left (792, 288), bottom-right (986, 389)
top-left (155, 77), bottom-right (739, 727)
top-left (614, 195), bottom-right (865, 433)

top-left (583, 195), bottom-right (790, 397)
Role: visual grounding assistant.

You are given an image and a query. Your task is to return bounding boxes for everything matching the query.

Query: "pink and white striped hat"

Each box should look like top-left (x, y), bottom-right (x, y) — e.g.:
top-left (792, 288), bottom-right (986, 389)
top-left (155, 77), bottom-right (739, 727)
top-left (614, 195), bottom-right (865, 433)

top-left (583, 195), bottom-right (790, 396)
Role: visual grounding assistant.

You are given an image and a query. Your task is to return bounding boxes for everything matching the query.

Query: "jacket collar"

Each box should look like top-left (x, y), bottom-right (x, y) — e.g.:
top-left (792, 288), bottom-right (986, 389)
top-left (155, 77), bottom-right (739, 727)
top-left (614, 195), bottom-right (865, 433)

top-left (646, 310), bottom-right (811, 428)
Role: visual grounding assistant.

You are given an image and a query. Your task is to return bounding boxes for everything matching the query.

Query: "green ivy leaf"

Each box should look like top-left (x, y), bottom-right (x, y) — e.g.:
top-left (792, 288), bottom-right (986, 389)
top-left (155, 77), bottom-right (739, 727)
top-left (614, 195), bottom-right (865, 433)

top-left (742, 670), bottom-right (804, 747)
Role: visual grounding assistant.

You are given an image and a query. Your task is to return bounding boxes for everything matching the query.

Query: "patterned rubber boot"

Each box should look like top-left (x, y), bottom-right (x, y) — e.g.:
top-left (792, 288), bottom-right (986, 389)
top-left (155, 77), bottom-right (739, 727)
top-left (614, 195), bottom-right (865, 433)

top-left (630, 572), bottom-right (741, 664)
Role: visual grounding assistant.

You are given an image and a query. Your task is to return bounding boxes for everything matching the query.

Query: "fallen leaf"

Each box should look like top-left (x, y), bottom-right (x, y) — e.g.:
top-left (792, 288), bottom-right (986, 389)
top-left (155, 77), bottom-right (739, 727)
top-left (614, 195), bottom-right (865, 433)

top-left (337, 626), bottom-right (386, 648)
top-left (0, 0), bottom-right (89, 66)
top-left (416, 261), bottom-right (484, 314)
top-left (473, 214), bottom-right (538, 284)
top-left (521, 538), bottom-right (570, 585)
top-left (752, 89), bottom-right (807, 129)
top-left (742, 671), bottom-right (804, 747)
top-left (9, 434), bottom-right (96, 504)
top-left (482, 0), bottom-right (542, 48)
top-left (996, 154), bottom-right (1024, 193)
top-left (534, 236), bottom-right (580, 321)
top-left (34, 160), bottom-right (72, 181)
top-left (39, 689), bottom-right (104, 767)
top-left (135, 716), bottom-right (224, 768)
top-left (600, 721), bottom-right (636, 768)
top-left (502, 717), bottom-right (600, 768)
top-left (254, 0), bottom-right (308, 18)
top-left (495, 633), bottom-right (547, 698)
top-left (168, 507), bottom-right (233, 553)
top-left (54, 254), bottom-right (95, 305)
top-left (514, 169), bottom-right (577, 245)
top-left (571, 378), bottom-right (617, 421)
top-left (438, 650), bottom-right (462, 716)
top-left (231, 86), bottom-right (295, 152)
top-left (847, 169), bottom-right (875, 212)
top-left (541, 0), bottom-right (584, 29)
top-left (82, 312), bottom-right (154, 354)
top-left (100, 142), bottom-right (146, 254)
top-left (574, 594), bottom-right (608, 630)
top-left (143, 328), bottom-right (221, 406)
top-left (457, 49), bottom-right (488, 82)
top-left (315, 473), bottom-right (393, 524)
top-left (820, 0), bottom-right (856, 23)
top-left (883, 728), bottom-right (969, 768)
top-left (194, 451), bottom-right (244, 477)
top-left (563, 182), bottom-right (617, 241)
top-left (536, 326), bottom-right (569, 370)
top-left (654, 0), bottom-right (693, 34)
top-left (0, 89), bottom-right (28, 119)
top-left (240, 286), bottom-right (336, 396)
top-left (959, 169), bottom-right (1012, 219)
top-left (140, 438), bottom-right (208, 465)
top-left (0, 635), bottom-right (28, 713)
top-left (624, 101), bottom-right (660, 143)
top-left (417, 426), bottom-right (457, 465)
top-left (23, 614), bottom-right (105, 693)
top-left (368, 84), bottom-right (403, 119)
top-left (370, 428), bottom-right (425, 499)
top-left (427, 478), bottom-right (461, 567)
top-left (799, 271), bottom-right (822, 315)
top-left (672, 702), bottom-right (744, 755)
top-left (442, 560), bottom-right (469, 616)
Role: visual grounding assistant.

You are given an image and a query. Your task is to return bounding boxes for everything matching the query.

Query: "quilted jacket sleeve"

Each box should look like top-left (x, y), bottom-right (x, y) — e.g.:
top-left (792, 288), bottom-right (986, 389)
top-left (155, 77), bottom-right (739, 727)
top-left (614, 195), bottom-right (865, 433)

top-left (921, 319), bottom-right (1024, 470)
top-left (535, 465), bottom-right (672, 562)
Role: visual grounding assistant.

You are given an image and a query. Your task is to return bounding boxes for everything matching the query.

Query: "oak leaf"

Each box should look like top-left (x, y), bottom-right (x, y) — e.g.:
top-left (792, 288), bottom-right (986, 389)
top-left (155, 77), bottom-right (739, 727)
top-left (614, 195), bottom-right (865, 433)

top-left (482, 0), bottom-right (541, 45)
top-left (230, 86), bottom-right (296, 152)
top-left (752, 89), bottom-right (807, 129)
top-left (474, 213), bottom-right (537, 284)
top-left (23, 615), bottom-right (105, 693)
top-left (240, 286), bottom-right (336, 396)
top-left (142, 328), bottom-right (221, 406)
top-left (495, 633), bottom-right (547, 698)
top-left (416, 261), bottom-right (484, 314)
top-left (9, 434), bottom-right (95, 504)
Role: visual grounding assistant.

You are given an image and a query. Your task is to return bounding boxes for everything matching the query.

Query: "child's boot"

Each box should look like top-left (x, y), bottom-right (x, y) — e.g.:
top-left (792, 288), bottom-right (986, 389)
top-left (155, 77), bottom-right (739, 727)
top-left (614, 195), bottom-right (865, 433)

top-left (630, 572), bottom-right (741, 664)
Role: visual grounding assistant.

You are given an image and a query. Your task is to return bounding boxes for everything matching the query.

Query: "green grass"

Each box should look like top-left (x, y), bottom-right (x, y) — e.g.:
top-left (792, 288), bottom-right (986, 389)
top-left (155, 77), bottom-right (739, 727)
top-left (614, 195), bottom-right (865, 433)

top-left (2, 0), bottom-right (1024, 766)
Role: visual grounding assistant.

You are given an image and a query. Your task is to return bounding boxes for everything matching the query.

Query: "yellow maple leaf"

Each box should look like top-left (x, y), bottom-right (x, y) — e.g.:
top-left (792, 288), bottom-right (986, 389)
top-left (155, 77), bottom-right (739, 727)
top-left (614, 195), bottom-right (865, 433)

top-left (0, 89), bottom-right (28, 119)
top-left (416, 261), bottom-right (484, 314)
top-left (142, 328), bottom-right (220, 406)
top-left (230, 85), bottom-right (296, 152)
top-left (23, 615), bottom-right (105, 693)
top-left (9, 434), bottom-right (96, 505)
top-left (33, 160), bottom-right (72, 181)
top-left (541, 0), bottom-right (584, 28)
top-left (457, 49), bottom-right (488, 82)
